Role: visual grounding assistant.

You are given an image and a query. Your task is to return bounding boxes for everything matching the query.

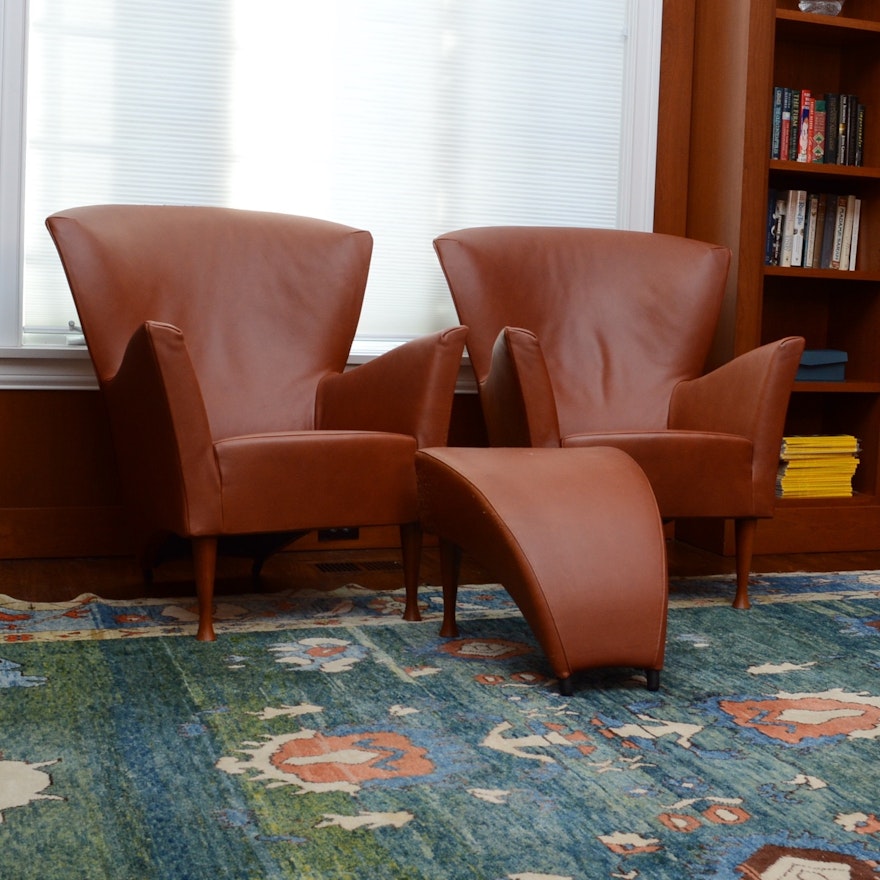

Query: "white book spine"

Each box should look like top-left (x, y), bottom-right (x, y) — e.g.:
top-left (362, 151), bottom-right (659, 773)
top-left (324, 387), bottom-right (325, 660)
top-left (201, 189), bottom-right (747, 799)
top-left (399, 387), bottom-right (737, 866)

top-left (804, 193), bottom-right (819, 268)
top-left (839, 194), bottom-right (856, 271)
top-left (848, 198), bottom-right (862, 271)
top-left (780, 190), bottom-right (798, 267)
top-left (790, 190), bottom-right (808, 267)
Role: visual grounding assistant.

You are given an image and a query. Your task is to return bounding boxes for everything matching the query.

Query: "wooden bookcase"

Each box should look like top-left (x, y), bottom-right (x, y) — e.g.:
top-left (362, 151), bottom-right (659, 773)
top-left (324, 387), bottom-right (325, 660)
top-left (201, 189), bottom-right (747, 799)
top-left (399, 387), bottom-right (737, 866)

top-left (677, 0), bottom-right (880, 555)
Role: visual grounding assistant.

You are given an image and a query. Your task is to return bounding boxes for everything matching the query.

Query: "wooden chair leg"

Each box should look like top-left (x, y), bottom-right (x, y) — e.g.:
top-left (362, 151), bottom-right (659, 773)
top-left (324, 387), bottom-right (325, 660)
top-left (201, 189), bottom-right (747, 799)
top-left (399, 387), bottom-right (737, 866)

top-left (399, 521), bottom-right (423, 621)
top-left (733, 517), bottom-right (757, 610)
top-left (438, 538), bottom-right (462, 638)
top-left (193, 535), bottom-right (218, 641)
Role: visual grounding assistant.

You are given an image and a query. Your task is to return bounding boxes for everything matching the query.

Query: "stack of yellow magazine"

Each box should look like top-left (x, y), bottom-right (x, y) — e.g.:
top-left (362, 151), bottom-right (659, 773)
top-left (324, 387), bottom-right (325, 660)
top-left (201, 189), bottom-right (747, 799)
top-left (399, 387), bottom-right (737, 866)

top-left (777, 435), bottom-right (860, 498)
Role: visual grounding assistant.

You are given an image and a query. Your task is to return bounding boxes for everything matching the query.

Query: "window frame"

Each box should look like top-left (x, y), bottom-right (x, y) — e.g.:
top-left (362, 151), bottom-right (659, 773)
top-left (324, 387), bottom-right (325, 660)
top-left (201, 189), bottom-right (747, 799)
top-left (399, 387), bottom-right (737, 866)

top-left (0, 0), bottom-right (662, 390)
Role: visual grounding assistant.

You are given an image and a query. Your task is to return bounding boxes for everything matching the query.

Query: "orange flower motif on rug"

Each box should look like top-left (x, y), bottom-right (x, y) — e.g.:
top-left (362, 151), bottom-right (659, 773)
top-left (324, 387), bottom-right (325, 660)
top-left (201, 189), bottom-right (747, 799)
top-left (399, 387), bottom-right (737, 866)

top-left (737, 844), bottom-right (879, 880)
top-left (717, 689), bottom-right (880, 745)
top-left (219, 727), bottom-right (435, 794)
top-left (440, 638), bottom-right (533, 661)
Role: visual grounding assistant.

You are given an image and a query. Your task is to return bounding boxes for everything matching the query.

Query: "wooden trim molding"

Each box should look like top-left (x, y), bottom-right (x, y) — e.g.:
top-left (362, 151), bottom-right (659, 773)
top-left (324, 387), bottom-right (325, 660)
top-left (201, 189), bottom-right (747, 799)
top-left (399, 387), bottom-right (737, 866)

top-left (653, 0), bottom-right (697, 236)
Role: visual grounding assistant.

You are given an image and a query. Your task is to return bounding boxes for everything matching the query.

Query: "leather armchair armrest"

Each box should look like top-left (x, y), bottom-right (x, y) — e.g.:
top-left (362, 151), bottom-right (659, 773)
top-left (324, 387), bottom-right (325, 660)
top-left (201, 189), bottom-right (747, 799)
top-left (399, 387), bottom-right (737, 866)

top-left (315, 326), bottom-right (468, 447)
top-left (669, 335), bottom-right (805, 489)
top-left (482, 327), bottom-right (561, 448)
top-left (104, 320), bottom-right (222, 535)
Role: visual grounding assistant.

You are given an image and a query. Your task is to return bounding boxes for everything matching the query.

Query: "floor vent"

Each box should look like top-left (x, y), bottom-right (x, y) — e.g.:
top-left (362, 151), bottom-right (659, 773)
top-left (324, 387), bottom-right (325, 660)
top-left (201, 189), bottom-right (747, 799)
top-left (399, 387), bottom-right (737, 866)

top-left (314, 561), bottom-right (362, 574)
top-left (313, 560), bottom-right (402, 574)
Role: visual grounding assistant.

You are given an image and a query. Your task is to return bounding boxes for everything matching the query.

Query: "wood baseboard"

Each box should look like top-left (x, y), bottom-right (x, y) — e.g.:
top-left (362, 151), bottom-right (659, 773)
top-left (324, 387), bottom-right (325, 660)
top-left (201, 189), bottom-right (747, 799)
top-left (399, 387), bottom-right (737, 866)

top-left (0, 508), bottom-right (433, 560)
top-left (0, 506), bottom-right (133, 559)
top-left (676, 505), bottom-right (880, 557)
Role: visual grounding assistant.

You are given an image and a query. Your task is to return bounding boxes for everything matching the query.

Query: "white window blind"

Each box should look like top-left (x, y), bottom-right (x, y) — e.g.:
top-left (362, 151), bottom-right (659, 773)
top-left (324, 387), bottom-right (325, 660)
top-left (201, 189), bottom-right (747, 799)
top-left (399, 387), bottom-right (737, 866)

top-left (6, 0), bottom-right (660, 361)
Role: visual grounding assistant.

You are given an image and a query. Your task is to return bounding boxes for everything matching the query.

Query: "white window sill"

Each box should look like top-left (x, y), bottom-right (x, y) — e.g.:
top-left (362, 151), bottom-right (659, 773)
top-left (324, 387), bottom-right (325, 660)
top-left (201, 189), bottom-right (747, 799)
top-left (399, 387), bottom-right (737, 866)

top-left (0, 342), bottom-right (477, 393)
top-left (0, 346), bottom-right (97, 390)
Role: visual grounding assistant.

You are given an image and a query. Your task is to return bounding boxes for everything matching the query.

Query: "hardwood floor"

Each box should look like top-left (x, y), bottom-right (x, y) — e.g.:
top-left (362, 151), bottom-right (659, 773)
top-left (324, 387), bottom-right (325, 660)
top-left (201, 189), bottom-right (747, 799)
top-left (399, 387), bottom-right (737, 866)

top-left (3, 540), bottom-right (880, 605)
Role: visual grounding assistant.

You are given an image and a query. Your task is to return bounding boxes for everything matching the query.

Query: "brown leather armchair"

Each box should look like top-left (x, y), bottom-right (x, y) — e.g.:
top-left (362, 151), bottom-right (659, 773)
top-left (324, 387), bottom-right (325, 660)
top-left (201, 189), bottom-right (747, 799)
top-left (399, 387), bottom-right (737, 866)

top-left (434, 226), bottom-right (805, 609)
top-left (47, 205), bottom-right (467, 640)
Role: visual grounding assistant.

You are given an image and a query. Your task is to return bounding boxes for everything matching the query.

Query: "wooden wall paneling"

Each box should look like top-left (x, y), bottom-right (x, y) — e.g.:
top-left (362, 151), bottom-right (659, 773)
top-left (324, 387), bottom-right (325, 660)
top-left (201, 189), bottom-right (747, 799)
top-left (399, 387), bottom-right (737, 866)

top-left (0, 390), bottom-right (131, 558)
top-left (0, 387), bottom-right (487, 559)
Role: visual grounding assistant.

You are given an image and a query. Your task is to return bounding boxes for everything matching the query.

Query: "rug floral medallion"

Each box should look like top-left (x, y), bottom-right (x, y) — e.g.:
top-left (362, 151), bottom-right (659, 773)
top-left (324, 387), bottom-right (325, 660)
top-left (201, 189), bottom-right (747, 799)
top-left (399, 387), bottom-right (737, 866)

top-left (1, 572), bottom-right (879, 879)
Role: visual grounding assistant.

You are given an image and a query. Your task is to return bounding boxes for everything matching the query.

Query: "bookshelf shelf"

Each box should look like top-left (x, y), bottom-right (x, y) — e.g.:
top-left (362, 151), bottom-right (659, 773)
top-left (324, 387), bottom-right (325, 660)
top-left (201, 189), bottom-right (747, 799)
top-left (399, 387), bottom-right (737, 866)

top-left (776, 492), bottom-right (878, 509)
top-left (776, 10), bottom-right (880, 40)
top-left (764, 267), bottom-right (880, 280)
top-left (792, 381), bottom-right (880, 393)
top-left (770, 161), bottom-right (880, 180)
top-left (676, 0), bottom-right (880, 556)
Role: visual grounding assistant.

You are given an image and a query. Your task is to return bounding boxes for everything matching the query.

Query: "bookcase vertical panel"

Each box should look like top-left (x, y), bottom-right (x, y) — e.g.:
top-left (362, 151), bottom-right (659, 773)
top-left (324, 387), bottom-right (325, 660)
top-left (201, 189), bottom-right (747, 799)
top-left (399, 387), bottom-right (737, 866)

top-left (678, 0), bottom-right (880, 556)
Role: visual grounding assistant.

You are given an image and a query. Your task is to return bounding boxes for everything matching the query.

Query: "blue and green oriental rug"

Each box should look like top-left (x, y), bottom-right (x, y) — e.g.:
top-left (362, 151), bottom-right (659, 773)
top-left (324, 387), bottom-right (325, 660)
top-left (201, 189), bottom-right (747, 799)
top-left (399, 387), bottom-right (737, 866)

top-left (1, 572), bottom-right (879, 879)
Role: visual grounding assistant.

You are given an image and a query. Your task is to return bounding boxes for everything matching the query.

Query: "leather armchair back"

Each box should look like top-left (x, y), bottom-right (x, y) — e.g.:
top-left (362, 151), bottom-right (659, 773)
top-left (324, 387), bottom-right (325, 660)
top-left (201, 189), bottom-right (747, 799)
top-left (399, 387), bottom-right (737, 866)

top-left (48, 205), bottom-right (372, 439)
top-left (434, 226), bottom-right (731, 435)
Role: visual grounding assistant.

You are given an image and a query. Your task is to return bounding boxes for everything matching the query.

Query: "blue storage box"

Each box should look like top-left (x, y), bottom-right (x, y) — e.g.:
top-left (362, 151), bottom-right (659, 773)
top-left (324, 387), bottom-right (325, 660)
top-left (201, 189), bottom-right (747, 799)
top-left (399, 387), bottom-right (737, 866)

top-left (796, 349), bottom-right (848, 382)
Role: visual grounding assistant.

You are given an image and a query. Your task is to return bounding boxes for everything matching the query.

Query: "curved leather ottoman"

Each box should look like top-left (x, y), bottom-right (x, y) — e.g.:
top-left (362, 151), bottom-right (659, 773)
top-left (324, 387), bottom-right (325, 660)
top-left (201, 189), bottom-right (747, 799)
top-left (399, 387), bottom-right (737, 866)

top-left (415, 446), bottom-right (668, 695)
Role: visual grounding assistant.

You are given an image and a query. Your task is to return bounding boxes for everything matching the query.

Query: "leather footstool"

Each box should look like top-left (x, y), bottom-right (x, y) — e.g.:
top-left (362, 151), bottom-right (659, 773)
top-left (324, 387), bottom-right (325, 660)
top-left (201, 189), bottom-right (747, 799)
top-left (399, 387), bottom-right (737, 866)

top-left (415, 446), bottom-right (668, 695)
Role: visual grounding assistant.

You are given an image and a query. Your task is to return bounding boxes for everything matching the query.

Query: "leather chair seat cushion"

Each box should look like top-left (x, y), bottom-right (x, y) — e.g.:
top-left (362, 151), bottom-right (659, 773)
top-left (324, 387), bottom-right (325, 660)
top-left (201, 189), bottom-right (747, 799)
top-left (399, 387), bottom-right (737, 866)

top-left (562, 430), bottom-right (759, 518)
top-left (215, 431), bottom-right (419, 533)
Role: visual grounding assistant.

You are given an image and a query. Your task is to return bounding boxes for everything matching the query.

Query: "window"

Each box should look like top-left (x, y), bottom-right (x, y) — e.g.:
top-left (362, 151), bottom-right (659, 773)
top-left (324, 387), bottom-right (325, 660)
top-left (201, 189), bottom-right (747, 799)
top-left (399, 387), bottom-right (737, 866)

top-left (0, 0), bottom-right (662, 387)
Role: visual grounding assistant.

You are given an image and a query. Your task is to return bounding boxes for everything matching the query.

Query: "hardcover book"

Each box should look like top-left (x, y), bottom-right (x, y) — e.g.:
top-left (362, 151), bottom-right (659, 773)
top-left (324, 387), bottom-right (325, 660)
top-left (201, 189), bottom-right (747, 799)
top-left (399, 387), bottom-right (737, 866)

top-left (819, 193), bottom-right (837, 269)
top-left (848, 197), bottom-right (862, 270)
top-left (813, 193), bottom-right (829, 267)
top-left (767, 192), bottom-right (786, 266)
top-left (811, 99), bottom-right (826, 163)
top-left (780, 189), bottom-right (799, 266)
top-left (845, 95), bottom-right (859, 165)
top-left (781, 88), bottom-right (793, 159)
top-left (797, 90), bottom-right (811, 162)
top-left (855, 104), bottom-right (865, 166)
top-left (789, 89), bottom-right (802, 161)
top-left (830, 195), bottom-right (848, 269)
top-left (839, 194), bottom-right (856, 270)
top-left (824, 92), bottom-right (840, 162)
top-left (790, 189), bottom-right (808, 267)
top-left (803, 192), bottom-right (820, 267)
top-left (771, 86), bottom-right (784, 159)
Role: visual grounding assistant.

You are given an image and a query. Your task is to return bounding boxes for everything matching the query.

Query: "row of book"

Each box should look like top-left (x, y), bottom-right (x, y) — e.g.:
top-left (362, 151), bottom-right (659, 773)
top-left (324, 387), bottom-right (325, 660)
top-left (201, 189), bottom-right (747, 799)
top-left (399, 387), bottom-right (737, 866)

top-left (765, 189), bottom-right (861, 270)
top-left (770, 87), bottom-right (865, 166)
top-left (777, 434), bottom-right (860, 498)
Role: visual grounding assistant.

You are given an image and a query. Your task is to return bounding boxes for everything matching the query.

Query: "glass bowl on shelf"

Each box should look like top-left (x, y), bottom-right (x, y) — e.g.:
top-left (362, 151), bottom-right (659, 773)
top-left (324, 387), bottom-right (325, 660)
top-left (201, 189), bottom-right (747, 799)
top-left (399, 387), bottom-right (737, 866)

top-left (798, 1), bottom-right (845, 15)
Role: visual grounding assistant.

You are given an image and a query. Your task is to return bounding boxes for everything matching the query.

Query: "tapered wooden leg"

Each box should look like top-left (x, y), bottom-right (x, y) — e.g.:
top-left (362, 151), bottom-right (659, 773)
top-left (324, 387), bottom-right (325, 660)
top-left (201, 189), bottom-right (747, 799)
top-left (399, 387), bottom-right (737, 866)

top-left (193, 536), bottom-right (218, 641)
top-left (733, 518), bottom-right (757, 610)
top-left (400, 521), bottom-right (423, 621)
top-left (646, 669), bottom-right (661, 691)
top-left (438, 538), bottom-right (462, 638)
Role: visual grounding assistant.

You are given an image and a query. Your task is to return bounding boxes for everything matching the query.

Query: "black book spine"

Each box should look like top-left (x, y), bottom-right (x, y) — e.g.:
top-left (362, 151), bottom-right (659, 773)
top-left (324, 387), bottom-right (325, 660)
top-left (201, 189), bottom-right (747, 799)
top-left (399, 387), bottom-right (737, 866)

top-left (771, 86), bottom-right (784, 159)
top-left (824, 93), bottom-right (839, 165)
top-left (846, 95), bottom-right (859, 166)
top-left (855, 104), bottom-right (865, 167)
top-left (837, 94), bottom-right (849, 165)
